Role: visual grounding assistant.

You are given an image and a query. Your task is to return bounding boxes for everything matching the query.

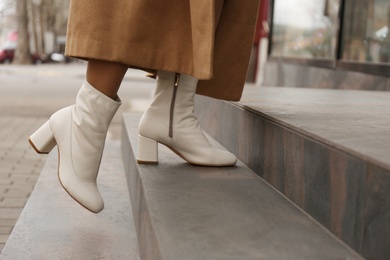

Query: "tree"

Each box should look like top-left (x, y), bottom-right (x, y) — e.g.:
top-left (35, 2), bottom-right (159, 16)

top-left (13, 0), bottom-right (32, 64)
top-left (28, 0), bottom-right (70, 55)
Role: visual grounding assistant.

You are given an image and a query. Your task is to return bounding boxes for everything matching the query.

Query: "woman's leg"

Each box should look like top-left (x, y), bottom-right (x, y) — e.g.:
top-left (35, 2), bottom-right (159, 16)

top-left (86, 59), bottom-right (128, 99)
top-left (29, 59), bottom-right (126, 213)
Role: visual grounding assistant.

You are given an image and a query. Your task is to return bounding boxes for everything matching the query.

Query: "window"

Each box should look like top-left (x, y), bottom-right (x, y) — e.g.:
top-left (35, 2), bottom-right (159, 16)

top-left (341, 0), bottom-right (390, 64)
top-left (271, 0), bottom-right (341, 61)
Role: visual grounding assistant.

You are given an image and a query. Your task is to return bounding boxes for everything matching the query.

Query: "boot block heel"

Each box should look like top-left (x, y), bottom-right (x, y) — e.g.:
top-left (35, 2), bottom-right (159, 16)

top-left (28, 121), bottom-right (56, 154)
top-left (137, 135), bottom-right (158, 164)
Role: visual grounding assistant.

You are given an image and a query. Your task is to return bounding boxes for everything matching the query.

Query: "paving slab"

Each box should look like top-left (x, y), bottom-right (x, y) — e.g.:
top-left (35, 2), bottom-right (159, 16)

top-left (0, 114), bottom-right (67, 254)
top-left (0, 227), bottom-right (12, 235)
top-left (0, 198), bottom-right (26, 208)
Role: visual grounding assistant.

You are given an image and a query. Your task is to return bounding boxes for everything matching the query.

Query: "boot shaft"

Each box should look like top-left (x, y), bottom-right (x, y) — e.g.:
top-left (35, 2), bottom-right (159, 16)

top-left (74, 81), bottom-right (122, 132)
top-left (148, 71), bottom-right (199, 129)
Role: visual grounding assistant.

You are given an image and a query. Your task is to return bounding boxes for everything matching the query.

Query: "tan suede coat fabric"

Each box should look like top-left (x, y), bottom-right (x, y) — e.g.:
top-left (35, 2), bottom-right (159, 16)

top-left (65, 0), bottom-right (259, 101)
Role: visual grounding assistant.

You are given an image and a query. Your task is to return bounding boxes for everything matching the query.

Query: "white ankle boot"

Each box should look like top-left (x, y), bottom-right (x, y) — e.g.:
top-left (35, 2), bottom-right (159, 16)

top-left (29, 82), bottom-right (121, 213)
top-left (137, 71), bottom-right (237, 166)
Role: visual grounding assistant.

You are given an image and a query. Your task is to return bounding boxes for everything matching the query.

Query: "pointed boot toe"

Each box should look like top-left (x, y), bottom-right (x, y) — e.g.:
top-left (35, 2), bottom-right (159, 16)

top-left (59, 172), bottom-right (104, 213)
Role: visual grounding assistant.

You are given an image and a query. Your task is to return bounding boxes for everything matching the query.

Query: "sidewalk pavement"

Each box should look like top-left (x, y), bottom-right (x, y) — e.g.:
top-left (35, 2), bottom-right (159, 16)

top-left (0, 116), bottom-right (48, 251)
top-left (0, 63), bottom-right (155, 252)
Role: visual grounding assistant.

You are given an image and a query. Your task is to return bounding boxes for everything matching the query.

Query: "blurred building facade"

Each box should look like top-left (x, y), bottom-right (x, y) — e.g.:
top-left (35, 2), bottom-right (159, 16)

top-left (259, 0), bottom-right (390, 90)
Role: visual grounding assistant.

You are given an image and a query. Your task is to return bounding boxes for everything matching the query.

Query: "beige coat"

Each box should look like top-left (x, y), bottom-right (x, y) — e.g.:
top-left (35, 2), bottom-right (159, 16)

top-left (65, 0), bottom-right (260, 101)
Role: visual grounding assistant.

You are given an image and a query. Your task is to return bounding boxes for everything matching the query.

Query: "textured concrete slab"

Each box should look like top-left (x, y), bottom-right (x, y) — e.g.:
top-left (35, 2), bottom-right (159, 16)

top-left (194, 86), bottom-right (390, 259)
top-left (121, 114), bottom-right (361, 260)
top-left (1, 141), bottom-right (140, 260)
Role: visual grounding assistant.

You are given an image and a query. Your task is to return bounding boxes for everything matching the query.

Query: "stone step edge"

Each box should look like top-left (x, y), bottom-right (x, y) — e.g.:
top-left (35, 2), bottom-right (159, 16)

top-left (238, 101), bottom-right (390, 172)
top-left (122, 114), bottom-right (361, 259)
top-left (194, 94), bottom-right (390, 259)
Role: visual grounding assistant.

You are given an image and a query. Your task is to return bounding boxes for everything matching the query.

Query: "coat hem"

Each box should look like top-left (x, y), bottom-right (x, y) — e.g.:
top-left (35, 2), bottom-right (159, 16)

top-left (64, 51), bottom-right (213, 81)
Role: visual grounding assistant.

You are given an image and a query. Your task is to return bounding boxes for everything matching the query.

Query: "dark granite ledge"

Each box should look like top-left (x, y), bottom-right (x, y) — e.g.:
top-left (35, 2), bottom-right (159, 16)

top-left (236, 86), bottom-right (390, 172)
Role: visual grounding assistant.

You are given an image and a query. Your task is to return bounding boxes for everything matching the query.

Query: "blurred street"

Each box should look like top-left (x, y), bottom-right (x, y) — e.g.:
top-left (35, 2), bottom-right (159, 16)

top-left (0, 63), bottom-right (156, 251)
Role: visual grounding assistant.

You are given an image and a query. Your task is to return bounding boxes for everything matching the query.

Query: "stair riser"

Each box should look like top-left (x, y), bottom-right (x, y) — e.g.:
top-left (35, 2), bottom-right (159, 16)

top-left (121, 124), bottom-right (162, 260)
top-left (195, 95), bottom-right (390, 259)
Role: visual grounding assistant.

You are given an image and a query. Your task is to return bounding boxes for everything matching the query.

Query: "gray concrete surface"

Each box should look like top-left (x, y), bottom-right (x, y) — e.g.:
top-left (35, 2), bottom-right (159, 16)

top-left (0, 63), bottom-right (155, 252)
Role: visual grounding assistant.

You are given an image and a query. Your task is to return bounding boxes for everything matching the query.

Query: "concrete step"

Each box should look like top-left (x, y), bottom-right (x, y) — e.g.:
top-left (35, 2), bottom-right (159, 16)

top-left (121, 114), bottom-right (361, 260)
top-left (194, 85), bottom-right (390, 259)
top-left (0, 141), bottom-right (140, 260)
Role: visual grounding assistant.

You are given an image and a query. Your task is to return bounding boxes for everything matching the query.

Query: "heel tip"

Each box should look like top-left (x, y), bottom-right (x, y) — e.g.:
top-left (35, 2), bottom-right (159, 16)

top-left (28, 139), bottom-right (50, 154)
top-left (137, 160), bottom-right (158, 165)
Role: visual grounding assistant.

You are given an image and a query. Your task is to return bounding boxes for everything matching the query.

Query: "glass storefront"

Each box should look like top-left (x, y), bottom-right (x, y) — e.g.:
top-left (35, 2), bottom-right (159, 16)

top-left (341, 0), bottom-right (390, 64)
top-left (271, 0), bottom-right (340, 60)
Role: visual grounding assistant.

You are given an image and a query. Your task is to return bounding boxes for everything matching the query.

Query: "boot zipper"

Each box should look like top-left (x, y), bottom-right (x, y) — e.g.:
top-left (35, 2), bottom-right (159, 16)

top-left (169, 73), bottom-right (180, 138)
